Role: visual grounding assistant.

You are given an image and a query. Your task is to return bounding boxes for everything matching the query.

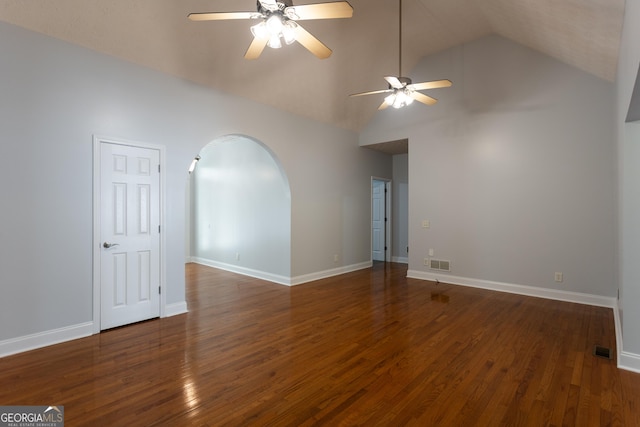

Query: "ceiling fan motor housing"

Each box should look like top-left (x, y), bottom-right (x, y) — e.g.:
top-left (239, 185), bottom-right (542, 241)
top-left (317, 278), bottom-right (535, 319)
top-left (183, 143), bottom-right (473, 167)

top-left (257, 0), bottom-right (293, 14)
top-left (389, 76), bottom-right (412, 89)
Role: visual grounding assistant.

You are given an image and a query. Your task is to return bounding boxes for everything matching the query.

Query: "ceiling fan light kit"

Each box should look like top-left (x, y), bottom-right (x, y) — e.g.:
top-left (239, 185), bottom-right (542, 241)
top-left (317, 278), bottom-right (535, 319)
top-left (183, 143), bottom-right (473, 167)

top-left (188, 0), bottom-right (353, 59)
top-left (385, 89), bottom-right (415, 109)
top-left (250, 15), bottom-right (297, 49)
top-left (348, 0), bottom-right (452, 110)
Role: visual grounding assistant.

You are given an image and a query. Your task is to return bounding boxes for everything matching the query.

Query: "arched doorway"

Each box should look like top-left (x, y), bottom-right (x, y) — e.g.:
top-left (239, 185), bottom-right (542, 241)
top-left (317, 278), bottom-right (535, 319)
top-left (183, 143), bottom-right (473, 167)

top-left (186, 134), bottom-right (292, 283)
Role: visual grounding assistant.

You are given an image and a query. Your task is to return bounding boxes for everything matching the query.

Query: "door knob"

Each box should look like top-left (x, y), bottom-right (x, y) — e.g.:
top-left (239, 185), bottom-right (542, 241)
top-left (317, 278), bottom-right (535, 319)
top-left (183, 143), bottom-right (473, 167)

top-left (103, 242), bottom-right (120, 248)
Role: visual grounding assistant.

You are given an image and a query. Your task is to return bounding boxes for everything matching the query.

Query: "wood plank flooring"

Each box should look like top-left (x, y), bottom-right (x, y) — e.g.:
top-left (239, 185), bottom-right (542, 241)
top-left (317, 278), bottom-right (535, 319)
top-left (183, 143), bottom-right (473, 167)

top-left (1, 262), bottom-right (640, 426)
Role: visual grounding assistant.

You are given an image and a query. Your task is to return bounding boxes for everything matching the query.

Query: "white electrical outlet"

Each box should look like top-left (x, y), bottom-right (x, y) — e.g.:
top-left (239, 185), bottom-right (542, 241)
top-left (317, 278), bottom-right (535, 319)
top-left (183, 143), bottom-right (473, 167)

top-left (424, 258), bottom-right (429, 265)
top-left (334, 254), bottom-right (339, 262)
top-left (429, 248), bottom-right (434, 256)
top-left (555, 272), bottom-right (563, 283)
top-left (236, 252), bottom-right (240, 261)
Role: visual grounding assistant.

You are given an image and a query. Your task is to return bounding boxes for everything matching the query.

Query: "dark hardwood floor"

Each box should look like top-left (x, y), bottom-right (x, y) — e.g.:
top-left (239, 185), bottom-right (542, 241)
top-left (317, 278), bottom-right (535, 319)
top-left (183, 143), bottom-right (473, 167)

top-left (1, 262), bottom-right (640, 426)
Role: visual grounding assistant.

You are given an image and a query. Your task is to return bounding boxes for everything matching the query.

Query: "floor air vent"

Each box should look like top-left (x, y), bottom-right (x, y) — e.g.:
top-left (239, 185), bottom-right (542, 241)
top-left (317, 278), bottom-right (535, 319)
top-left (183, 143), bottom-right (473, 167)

top-left (593, 345), bottom-right (612, 360)
top-left (429, 259), bottom-right (451, 272)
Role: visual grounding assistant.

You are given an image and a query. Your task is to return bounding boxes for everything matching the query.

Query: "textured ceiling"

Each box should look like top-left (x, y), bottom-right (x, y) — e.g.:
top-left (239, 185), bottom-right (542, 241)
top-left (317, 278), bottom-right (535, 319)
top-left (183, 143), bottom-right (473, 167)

top-left (0, 0), bottom-right (625, 131)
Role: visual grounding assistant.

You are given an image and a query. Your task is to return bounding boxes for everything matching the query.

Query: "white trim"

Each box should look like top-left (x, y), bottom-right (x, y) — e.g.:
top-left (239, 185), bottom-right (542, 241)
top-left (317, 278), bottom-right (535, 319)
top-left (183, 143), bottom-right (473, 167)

top-left (619, 351), bottom-right (640, 373)
top-left (291, 261), bottom-right (372, 286)
top-left (191, 258), bottom-right (372, 287)
top-left (613, 299), bottom-right (640, 373)
top-left (165, 302), bottom-right (188, 317)
top-left (614, 301), bottom-right (623, 368)
top-left (0, 322), bottom-right (93, 358)
top-left (92, 135), bottom-right (167, 333)
top-left (392, 256), bottom-right (409, 264)
top-left (406, 270), bottom-right (617, 308)
top-left (192, 257), bottom-right (293, 286)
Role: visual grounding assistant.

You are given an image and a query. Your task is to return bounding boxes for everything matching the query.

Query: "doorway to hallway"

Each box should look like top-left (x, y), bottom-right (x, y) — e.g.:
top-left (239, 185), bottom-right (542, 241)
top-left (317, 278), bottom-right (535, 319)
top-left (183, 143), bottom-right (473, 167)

top-left (372, 178), bottom-right (391, 262)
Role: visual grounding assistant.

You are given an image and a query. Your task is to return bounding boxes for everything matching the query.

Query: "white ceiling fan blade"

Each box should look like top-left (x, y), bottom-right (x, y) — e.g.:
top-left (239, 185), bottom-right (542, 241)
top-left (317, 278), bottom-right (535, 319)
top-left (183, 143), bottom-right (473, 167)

top-left (384, 76), bottom-right (404, 89)
top-left (244, 36), bottom-right (269, 60)
top-left (292, 24), bottom-right (332, 59)
top-left (410, 79), bottom-right (452, 91)
top-left (378, 100), bottom-right (390, 110)
top-left (188, 11), bottom-right (257, 21)
top-left (285, 2), bottom-right (354, 20)
top-left (410, 91), bottom-right (438, 106)
top-left (349, 89), bottom-right (393, 97)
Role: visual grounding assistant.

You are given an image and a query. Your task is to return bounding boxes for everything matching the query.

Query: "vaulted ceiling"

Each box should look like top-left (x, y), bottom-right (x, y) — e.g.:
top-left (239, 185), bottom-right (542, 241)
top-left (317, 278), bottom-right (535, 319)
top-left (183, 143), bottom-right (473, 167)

top-left (0, 0), bottom-right (625, 131)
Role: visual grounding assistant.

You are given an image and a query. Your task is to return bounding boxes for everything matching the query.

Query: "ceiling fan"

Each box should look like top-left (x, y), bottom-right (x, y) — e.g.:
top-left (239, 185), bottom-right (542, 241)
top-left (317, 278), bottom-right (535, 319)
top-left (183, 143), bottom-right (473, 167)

top-left (350, 0), bottom-right (451, 110)
top-left (188, 0), bottom-right (353, 60)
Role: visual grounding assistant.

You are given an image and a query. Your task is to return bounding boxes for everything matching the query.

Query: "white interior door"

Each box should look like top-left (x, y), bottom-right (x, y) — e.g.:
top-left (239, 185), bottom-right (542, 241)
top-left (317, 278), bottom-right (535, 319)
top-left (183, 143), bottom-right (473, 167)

top-left (99, 142), bottom-right (161, 330)
top-left (372, 180), bottom-right (386, 261)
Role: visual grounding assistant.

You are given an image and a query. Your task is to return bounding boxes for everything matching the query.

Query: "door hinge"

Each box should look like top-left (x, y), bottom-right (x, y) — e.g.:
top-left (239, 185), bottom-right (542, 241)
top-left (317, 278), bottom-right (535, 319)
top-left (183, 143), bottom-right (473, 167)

top-left (158, 286), bottom-right (161, 295)
top-left (158, 225), bottom-right (161, 233)
top-left (158, 164), bottom-right (160, 173)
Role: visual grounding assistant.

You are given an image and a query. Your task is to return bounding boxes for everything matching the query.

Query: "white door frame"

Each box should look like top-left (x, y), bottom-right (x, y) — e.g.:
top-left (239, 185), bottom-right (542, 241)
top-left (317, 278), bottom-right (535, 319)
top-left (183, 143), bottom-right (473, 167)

top-left (371, 177), bottom-right (392, 262)
top-left (92, 135), bottom-right (167, 334)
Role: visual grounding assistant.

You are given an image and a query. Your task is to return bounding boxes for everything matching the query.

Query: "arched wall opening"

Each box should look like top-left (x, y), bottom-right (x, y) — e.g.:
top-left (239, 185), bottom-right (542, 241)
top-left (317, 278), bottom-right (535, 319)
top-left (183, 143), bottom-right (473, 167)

top-left (187, 134), bottom-right (292, 284)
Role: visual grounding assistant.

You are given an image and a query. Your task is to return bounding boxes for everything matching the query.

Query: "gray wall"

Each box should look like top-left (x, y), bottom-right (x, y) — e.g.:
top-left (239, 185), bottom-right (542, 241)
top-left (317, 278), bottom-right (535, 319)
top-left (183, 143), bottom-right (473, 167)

top-left (289, 138), bottom-right (391, 277)
top-left (392, 154), bottom-right (409, 263)
top-left (361, 35), bottom-right (616, 298)
top-left (616, 0), bottom-right (640, 368)
top-left (0, 21), bottom-right (391, 345)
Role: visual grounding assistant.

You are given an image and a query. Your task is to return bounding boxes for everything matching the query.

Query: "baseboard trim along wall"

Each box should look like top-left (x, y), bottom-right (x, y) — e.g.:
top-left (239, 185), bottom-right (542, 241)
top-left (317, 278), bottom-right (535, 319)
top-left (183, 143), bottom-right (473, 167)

top-left (619, 351), bottom-right (640, 373)
top-left (407, 270), bottom-right (617, 308)
top-left (165, 301), bottom-right (189, 317)
top-left (406, 269), bottom-right (640, 373)
top-left (191, 257), bottom-right (292, 285)
top-left (0, 303), bottom-right (188, 359)
top-left (290, 261), bottom-right (372, 286)
top-left (0, 322), bottom-right (94, 358)
top-left (190, 257), bottom-right (372, 287)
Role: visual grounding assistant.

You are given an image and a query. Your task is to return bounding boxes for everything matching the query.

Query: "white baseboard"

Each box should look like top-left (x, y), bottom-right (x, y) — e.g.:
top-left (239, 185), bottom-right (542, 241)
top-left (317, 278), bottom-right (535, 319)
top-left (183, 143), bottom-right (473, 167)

top-left (192, 257), bottom-right (372, 287)
top-left (0, 303), bottom-right (188, 359)
top-left (392, 256), bottom-right (409, 264)
top-left (406, 270), bottom-right (617, 308)
top-left (619, 351), bottom-right (640, 373)
top-left (613, 300), bottom-right (640, 373)
top-left (290, 261), bottom-right (372, 286)
top-left (165, 301), bottom-right (188, 317)
top-left (0, 322), bottom-right (94, 358)
top-left (191, 257), bottom-right (293, 285)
